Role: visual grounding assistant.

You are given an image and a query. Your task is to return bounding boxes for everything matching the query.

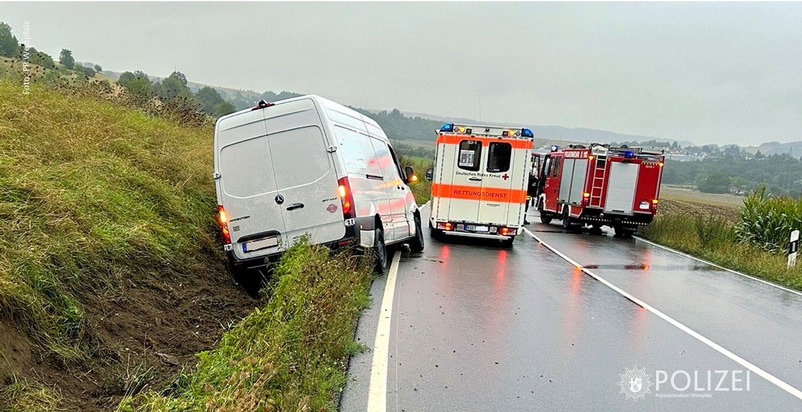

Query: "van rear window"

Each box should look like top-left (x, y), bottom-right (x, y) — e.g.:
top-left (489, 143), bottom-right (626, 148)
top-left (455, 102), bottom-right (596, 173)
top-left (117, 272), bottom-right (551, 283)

top-left (269, 126), bottom-right (330, 189)
top-left (220, 137), bottom-right (276, 198)
top-left (487, 142), bottom-right (511, 173)
top-left (458, 140), bottom-right (482, 171)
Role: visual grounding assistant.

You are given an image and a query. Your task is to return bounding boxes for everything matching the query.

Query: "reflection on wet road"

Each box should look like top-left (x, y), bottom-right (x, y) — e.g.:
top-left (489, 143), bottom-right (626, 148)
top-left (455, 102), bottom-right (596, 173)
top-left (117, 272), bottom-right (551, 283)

top-left (342, 208), bottom-right (802, 411)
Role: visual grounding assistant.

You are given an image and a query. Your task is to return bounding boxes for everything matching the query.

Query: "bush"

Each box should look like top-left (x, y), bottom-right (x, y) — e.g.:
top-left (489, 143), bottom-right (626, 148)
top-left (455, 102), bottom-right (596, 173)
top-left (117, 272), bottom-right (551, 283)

top-left (735, 187), bottom-right (802, 253)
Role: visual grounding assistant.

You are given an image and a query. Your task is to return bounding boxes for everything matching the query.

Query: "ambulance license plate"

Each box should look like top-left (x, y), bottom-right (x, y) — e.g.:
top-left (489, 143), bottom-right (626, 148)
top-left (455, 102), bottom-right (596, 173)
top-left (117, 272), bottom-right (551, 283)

top-left (243, 237), bottom-right (278, 252)
top-left (466, 225), bottom-right (489, 232)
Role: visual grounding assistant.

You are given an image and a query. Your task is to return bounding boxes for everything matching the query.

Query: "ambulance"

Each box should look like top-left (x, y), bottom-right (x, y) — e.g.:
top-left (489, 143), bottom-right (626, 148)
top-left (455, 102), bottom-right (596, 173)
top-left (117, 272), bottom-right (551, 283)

top-left (534, 143), bottom-right (665, 237)
top-left (426, 123), bottom-right (534, 247)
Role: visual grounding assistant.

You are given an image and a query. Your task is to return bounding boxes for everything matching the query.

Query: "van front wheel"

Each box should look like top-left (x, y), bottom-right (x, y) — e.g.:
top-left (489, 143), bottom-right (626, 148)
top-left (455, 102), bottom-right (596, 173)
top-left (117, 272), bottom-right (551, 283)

top-left (408, 215), bottom-right (424, 253)
top-left (373, 227), bottom-right (389, 275)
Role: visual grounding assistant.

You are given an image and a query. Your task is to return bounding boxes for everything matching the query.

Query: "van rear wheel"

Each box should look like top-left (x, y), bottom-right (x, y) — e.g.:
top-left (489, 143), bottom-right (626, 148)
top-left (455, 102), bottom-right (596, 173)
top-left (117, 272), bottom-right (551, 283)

top-left (408, 214), bottom-right (424, 253)
top-left (373, 227), bottom-right (389, 275)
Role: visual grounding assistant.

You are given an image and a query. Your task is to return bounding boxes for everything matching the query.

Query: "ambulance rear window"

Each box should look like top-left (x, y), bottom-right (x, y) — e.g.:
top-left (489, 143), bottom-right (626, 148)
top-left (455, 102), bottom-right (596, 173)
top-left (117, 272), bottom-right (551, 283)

top-left (487, 142), bottom-right (511, 173)
top-left (458, 140), bottom-right (482, 171)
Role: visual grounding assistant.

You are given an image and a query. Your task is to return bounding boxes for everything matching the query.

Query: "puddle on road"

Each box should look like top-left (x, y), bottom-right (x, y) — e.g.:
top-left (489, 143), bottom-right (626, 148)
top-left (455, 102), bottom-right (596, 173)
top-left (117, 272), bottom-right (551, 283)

top-left (581, 264), bottom-right (723, 271)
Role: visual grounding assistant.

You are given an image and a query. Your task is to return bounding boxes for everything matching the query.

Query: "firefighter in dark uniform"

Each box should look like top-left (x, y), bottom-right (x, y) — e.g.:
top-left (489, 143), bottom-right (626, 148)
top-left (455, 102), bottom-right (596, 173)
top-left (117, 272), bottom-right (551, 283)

top-left (524, 168), bottom-right (539, 225)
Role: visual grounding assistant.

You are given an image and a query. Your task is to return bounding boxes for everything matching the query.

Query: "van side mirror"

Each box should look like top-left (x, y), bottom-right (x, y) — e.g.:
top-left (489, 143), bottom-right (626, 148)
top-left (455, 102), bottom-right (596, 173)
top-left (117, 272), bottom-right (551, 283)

top-left (425, 168), bottom-right (433, 181)
top-left (404, 166), bottom-right (417, 184)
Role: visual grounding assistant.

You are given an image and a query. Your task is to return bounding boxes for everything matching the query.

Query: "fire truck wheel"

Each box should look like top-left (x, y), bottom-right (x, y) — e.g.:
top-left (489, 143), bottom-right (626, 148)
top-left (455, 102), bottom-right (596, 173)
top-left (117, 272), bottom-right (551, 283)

top-left (409, 214), bottom-right (425, 253)
top-left (373, 227), bottom-right (389, 275)
top-left (614, 225), bottom-right (636, 238)
top-left (538, 203), bottom-right (553, 224)
top-left (561, 208), bottom-right (574, 230)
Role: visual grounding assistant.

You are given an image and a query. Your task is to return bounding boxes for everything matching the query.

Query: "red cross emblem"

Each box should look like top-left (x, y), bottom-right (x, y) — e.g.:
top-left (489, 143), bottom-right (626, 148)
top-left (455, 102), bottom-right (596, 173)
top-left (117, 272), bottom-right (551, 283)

top-left (502, 174), bottom-right (509, 180)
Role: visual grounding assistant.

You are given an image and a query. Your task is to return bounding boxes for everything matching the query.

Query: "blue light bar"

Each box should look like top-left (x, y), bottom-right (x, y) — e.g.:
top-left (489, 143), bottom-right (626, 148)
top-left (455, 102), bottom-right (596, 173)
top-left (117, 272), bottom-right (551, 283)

top-left (551, 145), bottom-right (559, 152)
top-left (624, 150), bottom-right (634, 158)
top-left (521, 128), bottom-right (534, 138)
top-left (440, 123), bottom-right (454, 132)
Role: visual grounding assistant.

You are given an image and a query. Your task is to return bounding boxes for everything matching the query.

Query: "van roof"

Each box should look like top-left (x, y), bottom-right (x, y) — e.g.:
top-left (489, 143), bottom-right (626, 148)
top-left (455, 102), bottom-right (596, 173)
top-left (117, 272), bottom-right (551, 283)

top-left (215, 94), bottom-right (385, 137)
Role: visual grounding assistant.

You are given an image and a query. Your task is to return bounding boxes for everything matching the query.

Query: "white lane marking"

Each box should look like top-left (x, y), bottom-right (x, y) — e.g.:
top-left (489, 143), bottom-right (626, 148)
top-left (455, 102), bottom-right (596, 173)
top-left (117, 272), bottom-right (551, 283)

top-left (522, 227), bottom-right (802, 401)
top-left (367, 252), bottom-right (401, 412)
top-left (634, 235), bottom-right (802, 297)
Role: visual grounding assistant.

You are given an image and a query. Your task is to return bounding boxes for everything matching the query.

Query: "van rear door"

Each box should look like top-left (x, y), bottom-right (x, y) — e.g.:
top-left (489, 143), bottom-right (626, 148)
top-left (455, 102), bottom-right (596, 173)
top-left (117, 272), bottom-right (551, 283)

top-left (263, 99), bottom-right (345, 248)
top-left (217, 99), bottom-right (344, 260)
top-left (216, 109), bottom-right (285, 260)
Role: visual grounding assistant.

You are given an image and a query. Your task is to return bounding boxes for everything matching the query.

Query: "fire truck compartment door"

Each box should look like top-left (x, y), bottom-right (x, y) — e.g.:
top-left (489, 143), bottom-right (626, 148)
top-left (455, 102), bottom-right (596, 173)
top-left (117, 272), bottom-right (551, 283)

top-left (604, 162), bottom-right (639, 214)
top-left (558, 159), bottom-right (588, 205)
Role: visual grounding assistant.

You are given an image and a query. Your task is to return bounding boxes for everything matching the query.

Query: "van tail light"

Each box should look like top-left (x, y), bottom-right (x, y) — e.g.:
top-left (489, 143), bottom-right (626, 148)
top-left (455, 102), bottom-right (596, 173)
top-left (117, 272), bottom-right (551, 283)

top-left (500, 227), bottom-right (512, 236)
top-left (338, 177), bottom-right (356, 220)
top-left (437, 222), bottom-right (453, 231)
top-left (217, 205), bottom-right (231, 244)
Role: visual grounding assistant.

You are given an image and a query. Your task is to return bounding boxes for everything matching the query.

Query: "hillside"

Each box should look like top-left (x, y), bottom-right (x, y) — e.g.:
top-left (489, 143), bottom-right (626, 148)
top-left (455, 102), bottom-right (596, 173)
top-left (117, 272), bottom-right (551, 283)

top-left (743, 141), bottom-right (802, 157)
top-left (0, 80), bottom-right (254, 410)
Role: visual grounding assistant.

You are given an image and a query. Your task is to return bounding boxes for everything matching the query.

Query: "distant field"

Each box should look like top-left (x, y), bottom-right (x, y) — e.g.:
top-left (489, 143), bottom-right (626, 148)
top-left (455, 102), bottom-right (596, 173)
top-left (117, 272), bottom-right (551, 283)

top-left (659, 186), bottom-right (743, 222)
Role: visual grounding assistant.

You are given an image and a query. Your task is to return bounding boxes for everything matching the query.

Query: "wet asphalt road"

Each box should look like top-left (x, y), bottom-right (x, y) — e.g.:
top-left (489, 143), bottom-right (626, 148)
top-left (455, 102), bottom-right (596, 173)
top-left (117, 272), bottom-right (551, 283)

top-left (341, 206), bottom-right (802, 411)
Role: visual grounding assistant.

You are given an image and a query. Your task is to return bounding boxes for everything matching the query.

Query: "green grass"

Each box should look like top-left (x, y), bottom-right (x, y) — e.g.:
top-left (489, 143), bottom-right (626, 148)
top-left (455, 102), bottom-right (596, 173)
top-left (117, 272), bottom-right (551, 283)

top-left (0, 79), bottom-right (214, 350)
top-left (639, 207), bottom-right (802, 291)
top-left (0, 377), bottom-right (63, 412)
top-left (398, 155), bottom-right (433, 205)
top-left (120, 239), bottom-right (373, 411)
top-left (0, 78), bottom-right (221, 407)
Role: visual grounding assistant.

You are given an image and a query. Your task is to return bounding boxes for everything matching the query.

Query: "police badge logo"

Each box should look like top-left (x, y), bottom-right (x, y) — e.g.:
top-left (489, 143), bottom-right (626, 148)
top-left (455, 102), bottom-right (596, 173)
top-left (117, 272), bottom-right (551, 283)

top-left (618, 365), bottom-right (653, 401)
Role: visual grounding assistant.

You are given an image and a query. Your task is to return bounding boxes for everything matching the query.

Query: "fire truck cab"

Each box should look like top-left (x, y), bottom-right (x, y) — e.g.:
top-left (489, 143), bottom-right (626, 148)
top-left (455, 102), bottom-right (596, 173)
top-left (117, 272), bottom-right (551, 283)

top-left (428, 123), bottom-right (534, 247)
top-left (535, 143), bottom-right (665, 237)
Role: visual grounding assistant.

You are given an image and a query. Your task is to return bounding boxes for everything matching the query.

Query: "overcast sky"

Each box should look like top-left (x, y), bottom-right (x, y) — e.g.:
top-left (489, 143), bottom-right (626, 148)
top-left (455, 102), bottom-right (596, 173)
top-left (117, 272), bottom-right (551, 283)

top-left (3, 2), bottom-right (801, 146)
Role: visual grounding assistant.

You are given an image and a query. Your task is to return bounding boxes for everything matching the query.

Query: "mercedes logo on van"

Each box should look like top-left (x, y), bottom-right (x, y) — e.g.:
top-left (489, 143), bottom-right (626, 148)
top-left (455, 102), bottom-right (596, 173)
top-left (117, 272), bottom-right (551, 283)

top-left (275, 194), bottom-right (284, 205)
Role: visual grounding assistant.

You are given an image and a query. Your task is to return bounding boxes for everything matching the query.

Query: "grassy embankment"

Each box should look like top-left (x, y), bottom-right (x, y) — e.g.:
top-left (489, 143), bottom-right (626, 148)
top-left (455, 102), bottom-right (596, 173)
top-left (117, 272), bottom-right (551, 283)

top-left (639, 187), bottom-right (802, 290)
top-left (0, 78), bottom-right (374, 411)
top-left (123, 241), bottom-right (372, 411)
top-left (0, 78), bottom-right (227, 409)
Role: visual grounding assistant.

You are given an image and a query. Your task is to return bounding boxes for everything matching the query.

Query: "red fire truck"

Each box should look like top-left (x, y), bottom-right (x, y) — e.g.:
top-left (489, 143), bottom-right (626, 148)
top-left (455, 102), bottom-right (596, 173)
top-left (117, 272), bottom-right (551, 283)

top-left (534, 143), bottom-right (665, 237)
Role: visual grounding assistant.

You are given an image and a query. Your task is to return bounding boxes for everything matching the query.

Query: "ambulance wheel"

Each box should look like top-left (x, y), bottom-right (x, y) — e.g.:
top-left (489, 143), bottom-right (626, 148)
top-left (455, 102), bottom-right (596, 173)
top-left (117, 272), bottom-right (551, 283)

top-left (373, 227), bottom-right (389, 275)
top-left (429, 222), bottom-right (444, 240)
top-left (409, 214), bottom-right (425, 253)
top-left (500, 236), bottom-right (514, 248)
top-left (538, 203), bottom-right (553, 224)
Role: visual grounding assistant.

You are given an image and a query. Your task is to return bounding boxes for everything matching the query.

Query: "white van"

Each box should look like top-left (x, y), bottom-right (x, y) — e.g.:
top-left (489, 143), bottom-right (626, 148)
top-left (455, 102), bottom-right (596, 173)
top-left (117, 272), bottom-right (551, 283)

top-left (213, 95), bottom-right (423, 273)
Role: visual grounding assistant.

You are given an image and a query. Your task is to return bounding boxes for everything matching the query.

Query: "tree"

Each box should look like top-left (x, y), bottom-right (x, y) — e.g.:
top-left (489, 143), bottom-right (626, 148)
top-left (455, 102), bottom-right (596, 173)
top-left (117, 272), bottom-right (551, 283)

top-left (158, 71), bottom-right (192, 101)
top-left (94, 64), bottom-right (102, 72)
top-left (27, 47), bottom-right (55, 69)
top-left (59, 48), bottom-right (74, 69)
top-left (698, 172), bottom-right (732, 194)
top-left (212, 100), bottom-right (236, 117)
top-left (119, 70), bottom-right (153, 103)
top-left (0, 22), bottom-right (19, 58)
top-left (118, 71), bottom-right (139, 87)
top-left (81, 66), bottom-right (96, 77)
top-left (195, 86), bottom-right (225, 114)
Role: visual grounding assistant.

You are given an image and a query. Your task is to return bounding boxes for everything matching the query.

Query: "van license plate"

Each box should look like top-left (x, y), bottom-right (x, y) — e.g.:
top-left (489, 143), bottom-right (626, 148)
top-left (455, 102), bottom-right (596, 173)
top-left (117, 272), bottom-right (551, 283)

top-left (243, 237), bottom-right (278, 252)
top-left (466, 225), bottom-right (489, 232)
